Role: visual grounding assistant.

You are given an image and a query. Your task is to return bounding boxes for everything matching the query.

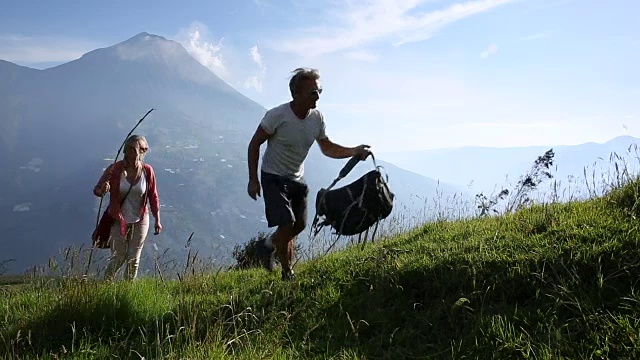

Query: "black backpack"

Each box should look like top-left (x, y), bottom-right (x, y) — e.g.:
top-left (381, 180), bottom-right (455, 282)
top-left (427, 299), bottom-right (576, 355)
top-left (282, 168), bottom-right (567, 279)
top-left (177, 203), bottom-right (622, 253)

top-left (311, 153), bottom-right (395, 240)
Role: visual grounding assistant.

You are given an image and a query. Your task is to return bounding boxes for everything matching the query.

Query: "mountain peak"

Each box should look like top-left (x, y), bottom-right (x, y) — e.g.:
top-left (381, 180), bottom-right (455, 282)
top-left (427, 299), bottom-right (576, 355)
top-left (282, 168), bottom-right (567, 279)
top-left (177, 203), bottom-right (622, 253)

top-left (111, 32), bottom-right (183, 61)
top-left (74, 31), bottom-right (182, 65)
top-left (123, 32), bottom-right (168, 44)
top-left (39, 31), bottom-right (244, 98)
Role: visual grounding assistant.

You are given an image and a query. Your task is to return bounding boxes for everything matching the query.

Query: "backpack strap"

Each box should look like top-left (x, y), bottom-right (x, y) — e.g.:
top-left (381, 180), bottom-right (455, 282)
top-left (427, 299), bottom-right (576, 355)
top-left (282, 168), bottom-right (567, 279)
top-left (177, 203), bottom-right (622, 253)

top-left (326, 153), bottom-right (377, 191)
top-left (120, 182), bottom-right (134, 207)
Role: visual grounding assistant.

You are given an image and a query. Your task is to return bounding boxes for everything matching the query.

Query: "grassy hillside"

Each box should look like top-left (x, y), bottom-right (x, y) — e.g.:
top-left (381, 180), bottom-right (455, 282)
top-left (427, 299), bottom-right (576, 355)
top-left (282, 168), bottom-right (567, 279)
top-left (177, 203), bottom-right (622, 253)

top-left (2, 168), bottom-right (640, 359)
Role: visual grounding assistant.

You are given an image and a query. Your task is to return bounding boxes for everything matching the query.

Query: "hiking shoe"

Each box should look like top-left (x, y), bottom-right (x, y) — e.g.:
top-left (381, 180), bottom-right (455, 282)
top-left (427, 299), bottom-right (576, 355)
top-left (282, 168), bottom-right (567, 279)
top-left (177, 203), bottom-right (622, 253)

top-left (257, 239), bottom-right (276, 272)
top-left (282, 269), bottom-right (295, 281)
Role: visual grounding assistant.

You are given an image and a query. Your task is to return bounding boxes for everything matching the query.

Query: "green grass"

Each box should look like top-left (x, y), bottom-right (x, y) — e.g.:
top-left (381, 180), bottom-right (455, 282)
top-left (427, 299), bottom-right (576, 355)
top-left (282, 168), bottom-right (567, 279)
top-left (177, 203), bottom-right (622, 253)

top-left (3, 178), bottom-right (640, 359)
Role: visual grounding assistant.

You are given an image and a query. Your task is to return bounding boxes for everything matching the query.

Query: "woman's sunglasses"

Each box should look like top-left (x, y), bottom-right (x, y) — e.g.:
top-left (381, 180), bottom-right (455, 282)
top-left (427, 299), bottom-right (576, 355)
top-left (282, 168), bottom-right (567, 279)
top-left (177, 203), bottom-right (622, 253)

top-left (126, 145), bottom-right (148, 153)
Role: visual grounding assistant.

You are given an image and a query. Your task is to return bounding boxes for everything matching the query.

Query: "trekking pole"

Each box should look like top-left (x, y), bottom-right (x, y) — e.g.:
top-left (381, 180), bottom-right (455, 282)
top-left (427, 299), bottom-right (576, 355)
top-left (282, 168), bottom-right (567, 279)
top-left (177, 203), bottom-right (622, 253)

top-left (85, 108), bottom-right (155, 277)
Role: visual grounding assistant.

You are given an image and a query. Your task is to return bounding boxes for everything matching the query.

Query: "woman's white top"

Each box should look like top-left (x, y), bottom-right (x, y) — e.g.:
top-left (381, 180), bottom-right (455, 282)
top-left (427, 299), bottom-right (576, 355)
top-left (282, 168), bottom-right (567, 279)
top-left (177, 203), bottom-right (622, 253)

top-left (119, 170), bottom-right (147, 223)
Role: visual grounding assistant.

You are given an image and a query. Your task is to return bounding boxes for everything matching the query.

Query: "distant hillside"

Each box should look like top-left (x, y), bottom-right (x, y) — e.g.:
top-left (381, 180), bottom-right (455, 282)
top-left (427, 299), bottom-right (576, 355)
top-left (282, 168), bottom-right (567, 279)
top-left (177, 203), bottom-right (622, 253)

top-left (0, 32), bottom-right (462, 274)
top-left (379, 135), bottom-right (640, 197)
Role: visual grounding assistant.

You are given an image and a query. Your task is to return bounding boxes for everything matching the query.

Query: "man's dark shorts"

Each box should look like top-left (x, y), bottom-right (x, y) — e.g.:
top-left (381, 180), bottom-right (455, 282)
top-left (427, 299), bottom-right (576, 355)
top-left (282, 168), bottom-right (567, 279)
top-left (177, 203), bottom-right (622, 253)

top-left (261, 171), bottom-right (309, 228)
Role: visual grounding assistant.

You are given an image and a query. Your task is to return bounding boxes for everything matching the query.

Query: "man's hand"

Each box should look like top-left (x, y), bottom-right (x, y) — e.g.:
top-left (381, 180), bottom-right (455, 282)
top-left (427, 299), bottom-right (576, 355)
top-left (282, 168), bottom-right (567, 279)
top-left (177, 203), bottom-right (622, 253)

top-left (248, 179), bottom-right (261, 200)
top-left (154, 221), bottom-right (163, 235)
top-left (354, 144), bottom-right (372, 160)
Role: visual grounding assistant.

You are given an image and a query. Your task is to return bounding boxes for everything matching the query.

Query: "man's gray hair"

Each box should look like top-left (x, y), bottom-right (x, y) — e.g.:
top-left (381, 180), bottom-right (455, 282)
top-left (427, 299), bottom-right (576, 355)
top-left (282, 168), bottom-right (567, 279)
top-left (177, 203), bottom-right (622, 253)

top-left (289, 67), bottom-right (320, 97)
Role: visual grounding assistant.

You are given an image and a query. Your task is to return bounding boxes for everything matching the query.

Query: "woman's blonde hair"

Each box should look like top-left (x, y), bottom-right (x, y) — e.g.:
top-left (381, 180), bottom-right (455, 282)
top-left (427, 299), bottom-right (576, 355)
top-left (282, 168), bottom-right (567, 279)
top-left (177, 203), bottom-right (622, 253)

top-left (123, 135), bottom-right (149, 163)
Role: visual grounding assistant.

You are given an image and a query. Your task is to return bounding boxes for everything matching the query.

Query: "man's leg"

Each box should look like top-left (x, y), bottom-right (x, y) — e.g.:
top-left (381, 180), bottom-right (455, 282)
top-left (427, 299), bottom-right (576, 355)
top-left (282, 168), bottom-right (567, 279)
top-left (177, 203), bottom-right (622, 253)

top-left (276, 221), bottom-right (306, 276)
top-left (281, 181), bottom-right (309, 279)
top-left (270, 224), bottom-right (297, 273)
top-left (287, 236), bottom-right (295, 270)
top-left (260, 172), bottom-right (295, 272)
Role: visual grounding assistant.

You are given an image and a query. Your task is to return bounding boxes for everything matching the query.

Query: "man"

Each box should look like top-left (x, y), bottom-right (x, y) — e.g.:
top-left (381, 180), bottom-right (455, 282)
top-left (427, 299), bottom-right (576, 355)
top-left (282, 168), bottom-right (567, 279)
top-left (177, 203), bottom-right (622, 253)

top-left (247, 67), bottom-right (370, 280)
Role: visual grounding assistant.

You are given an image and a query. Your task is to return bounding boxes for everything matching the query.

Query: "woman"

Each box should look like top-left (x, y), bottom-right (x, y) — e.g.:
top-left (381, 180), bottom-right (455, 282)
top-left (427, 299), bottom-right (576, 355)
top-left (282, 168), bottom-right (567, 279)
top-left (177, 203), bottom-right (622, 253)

top-left (93, 135), bottom-right (162, 281)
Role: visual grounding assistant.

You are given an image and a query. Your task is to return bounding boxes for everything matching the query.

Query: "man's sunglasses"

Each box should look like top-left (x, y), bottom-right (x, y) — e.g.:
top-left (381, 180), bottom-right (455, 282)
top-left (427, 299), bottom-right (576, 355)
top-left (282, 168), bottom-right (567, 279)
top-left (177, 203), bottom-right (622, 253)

top-left (309, 88), bottom-right (323, 96)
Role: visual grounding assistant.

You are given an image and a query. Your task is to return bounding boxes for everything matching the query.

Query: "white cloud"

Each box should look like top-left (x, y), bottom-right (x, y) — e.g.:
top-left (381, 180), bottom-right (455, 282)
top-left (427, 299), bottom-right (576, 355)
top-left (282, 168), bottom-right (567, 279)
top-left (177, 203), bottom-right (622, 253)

top-left (480, 43), bottom-right (498, 58)
top-left (244, 76), bottom-right (263, 92)
top-left (269, 0), bottom-right (516, 58)
top-left (244, 45), bottom-right (267, 92)
top-left (174, 21), bottom-right (231, 81)
top-left (0, 34), bottom-right (102, 67)
top-left (249, 45), bottom-right (263, 67)
top-left (173, 21), bottom-right (273, 94)
top-left (345, 50), bottom-right (380, 63)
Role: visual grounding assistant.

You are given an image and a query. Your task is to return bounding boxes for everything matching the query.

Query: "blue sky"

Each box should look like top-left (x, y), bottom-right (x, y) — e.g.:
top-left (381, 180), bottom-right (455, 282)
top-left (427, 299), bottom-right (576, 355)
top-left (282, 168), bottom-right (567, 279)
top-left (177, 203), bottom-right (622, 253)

top-left (1, 0), bottom-right (638, 152)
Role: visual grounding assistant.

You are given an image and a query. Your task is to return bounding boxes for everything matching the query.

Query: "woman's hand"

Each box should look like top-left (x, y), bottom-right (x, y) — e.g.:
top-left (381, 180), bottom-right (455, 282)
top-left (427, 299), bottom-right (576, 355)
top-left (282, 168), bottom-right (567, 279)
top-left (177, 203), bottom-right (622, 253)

top-left (94, 181), bottom-right (110, 197)
top-left (154, 221), bottom-right (163, 235)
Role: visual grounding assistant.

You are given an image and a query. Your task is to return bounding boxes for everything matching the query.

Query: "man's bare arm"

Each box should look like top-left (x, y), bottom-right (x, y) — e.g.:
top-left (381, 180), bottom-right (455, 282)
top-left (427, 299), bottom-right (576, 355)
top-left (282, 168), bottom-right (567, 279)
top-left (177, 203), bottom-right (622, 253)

top-left (248, 125), bottom-right (271, 181)
top-left (317, 137), bottom-right (370, 159)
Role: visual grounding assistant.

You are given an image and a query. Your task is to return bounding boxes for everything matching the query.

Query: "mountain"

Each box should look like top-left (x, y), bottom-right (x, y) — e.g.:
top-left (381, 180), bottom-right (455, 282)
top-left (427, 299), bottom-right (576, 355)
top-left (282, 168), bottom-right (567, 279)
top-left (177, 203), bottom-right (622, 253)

top-left (378, 135), bottom-right (640, 199)
top-left (0, 33), bottom-right (461, 274)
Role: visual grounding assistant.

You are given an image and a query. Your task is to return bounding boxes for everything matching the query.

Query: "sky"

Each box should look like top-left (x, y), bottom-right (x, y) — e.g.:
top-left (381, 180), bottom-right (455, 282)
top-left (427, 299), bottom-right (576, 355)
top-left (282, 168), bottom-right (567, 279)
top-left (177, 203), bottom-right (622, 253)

top-left (1, 0), bottom-right (639, 153)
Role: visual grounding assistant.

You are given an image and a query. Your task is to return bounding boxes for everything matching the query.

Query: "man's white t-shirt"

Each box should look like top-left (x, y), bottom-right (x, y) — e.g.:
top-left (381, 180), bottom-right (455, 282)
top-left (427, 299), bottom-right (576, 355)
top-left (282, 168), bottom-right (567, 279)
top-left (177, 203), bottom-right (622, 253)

top-left (260, 102), bottom-right (328, 180)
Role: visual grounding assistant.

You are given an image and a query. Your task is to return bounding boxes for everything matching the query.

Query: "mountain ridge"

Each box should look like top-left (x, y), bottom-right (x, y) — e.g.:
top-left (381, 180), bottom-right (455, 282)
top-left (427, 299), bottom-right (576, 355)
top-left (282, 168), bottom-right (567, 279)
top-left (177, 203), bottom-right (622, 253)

top-left (0, 32), bottom-right (461, 274)
top-left (379, 135), bottom-right (639, 156)
top-left (378, 135), bottom-right (640, 196)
